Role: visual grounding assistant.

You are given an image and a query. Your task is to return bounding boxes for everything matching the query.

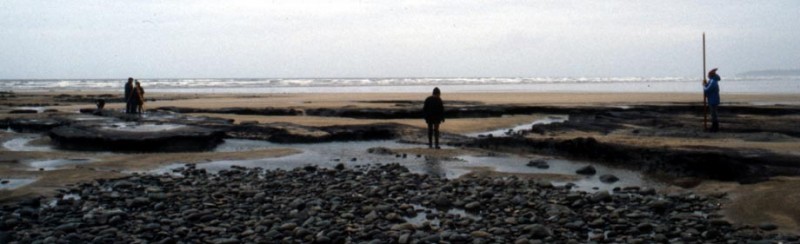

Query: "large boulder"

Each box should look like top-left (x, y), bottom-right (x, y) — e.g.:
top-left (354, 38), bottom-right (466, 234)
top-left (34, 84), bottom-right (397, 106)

top-left (49, 123), bottom-right (225, 152)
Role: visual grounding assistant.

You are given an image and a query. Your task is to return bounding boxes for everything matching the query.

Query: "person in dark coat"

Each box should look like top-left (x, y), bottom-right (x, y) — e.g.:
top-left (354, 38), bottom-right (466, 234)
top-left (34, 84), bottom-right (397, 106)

top-left (124, 77), bottom-right (134, 114)
top-left (423, 87), bottom-right (445, 149)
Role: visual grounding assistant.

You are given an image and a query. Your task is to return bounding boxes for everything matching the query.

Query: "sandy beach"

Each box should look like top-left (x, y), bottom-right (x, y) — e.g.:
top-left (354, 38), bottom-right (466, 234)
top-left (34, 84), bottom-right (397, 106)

top-left (2, 90), bottom-right (800, 241)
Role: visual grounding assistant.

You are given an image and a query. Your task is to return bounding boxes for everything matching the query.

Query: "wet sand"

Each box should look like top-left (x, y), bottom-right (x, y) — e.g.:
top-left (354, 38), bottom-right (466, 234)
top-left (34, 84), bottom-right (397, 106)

top-left (2, 91), bottom-right (800, 233)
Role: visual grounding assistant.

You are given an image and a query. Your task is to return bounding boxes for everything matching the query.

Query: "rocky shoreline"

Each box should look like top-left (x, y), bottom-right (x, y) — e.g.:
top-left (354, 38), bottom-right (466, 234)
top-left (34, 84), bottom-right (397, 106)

top-left (2, 164), bottom-right (795, 243)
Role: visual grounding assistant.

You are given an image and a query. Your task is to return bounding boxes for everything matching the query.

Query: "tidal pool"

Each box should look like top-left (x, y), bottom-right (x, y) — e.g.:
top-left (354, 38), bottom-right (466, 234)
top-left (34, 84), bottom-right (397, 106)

top-left (153, 139), bottom-right (664, 192)
top-left (468, 115), bottom-right (568, 137)
top-left (100, 123), bottom-right (187, 132)
top-left (26, 158), bottom-right (94, 171)
top-left (2, 134), bottom-right (54, 152)
top-left (0, 178), bottom-right (37, 190)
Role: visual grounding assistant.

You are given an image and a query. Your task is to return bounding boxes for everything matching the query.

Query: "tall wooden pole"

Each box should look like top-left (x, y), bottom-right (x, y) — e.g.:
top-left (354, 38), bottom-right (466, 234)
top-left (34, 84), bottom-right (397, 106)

top-left (703, 33), bottom-right (708, 130)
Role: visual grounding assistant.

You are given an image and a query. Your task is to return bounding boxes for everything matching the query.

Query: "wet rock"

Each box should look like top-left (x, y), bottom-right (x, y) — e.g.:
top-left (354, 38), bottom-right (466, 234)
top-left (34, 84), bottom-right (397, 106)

top-left (367, 147), bottom-right (394, 155)
top-left (279, 223), bottom-right (297, 231)
top-left (470, 230), bottom-right (491, 238)
top-left (212, 238), bottom-right (240, 244)
top-left (398, 233), bottom-right (410, 244)
top-left (464, 201), bottom-right (481, 211)
top-left (759, 222), bottom-right (778, 231)
top-left (647, 199), bottom-right (672, 213)
top-left (0, 163), bottom-right (789, 243)
top-left (434, 194), bottom-right (451, 208)
top-left (598, 174), bottom-right (619, 183)
top-left (8, 118), bottom-right (64, 133)
top-left (526, 159), bottom-right (550, 169)
top-left (9, 109), bottom-right (38, 114)
top-left (672, 177), bottom-right (703, 188)
top-left (390, 223), bottom-right (415, 231)
top-left (49, 123), bottom-right (226, 152)
top-left (709, 219), bottom-right (730, 226)
top-left (524, 224), bottom-right (551, 239)
top-left (575, 165), bottom-right (596, 175)
top-left (239, 121), bottom-right (259, 125)
top-left (56, 222), bottom-right (80, 232)
top-left (590, 191), bottom-right (612, 202)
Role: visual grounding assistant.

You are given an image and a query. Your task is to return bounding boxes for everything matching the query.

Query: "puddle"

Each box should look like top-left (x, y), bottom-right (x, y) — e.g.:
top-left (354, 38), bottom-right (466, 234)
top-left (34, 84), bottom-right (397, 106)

top-left (213, 139), bottom-right (276, 152)
top-left (469, 115), bottom-right (568, 137)
top-left (404, 204), bottom-right (482, 227)
top-left (26, 158), bottom-right (93, 171)
top-left (65, 115), bottom-right (118, 123)
top-left (750, 101), bottom-right (800, 106)
top-left (456, 155), bottom-right (664, 192)
top-left (2, 134), bottom-right (54, 152)
top-left (10, 107), bottom-right (46, 113)
top-left (100, 123), bottom-right (186, 132)
top-left (152, 140), bottom-right (428, 174)
top-left (151, 139), bottom-right (663, 193)
top-left (0, 178), bottom-right (37, 190)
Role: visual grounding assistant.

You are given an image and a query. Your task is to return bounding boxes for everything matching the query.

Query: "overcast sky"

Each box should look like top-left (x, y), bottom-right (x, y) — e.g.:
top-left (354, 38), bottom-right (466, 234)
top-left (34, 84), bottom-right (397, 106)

top-left (1, 1), bottom-right (798, 79)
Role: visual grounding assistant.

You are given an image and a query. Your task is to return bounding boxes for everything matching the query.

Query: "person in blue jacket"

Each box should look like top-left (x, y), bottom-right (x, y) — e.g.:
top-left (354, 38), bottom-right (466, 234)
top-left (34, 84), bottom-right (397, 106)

top-left (703, 68), bottom-right (721, 132)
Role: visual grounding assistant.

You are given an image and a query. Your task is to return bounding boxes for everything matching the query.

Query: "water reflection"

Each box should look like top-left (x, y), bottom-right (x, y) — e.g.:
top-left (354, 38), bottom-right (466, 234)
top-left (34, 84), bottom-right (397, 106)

top-left (468, 115), bottom-right (568, 137)
top-left (153, 139), bottom-right (664, 192)
top-left (0, 178), bottom-right (37, 190)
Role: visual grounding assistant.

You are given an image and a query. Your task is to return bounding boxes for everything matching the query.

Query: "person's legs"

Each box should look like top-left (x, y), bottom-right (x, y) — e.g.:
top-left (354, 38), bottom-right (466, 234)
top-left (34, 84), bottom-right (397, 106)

top-left (710, 105), bottom-right (719, 132)
top-left (433, 123), bottom-right (440, 149)
top-left (427, 123), bottom-right (433, 148)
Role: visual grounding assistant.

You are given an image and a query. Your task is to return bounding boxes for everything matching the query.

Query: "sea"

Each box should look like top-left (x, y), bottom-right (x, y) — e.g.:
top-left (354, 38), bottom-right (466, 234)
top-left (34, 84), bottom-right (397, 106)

top-left (1, 76), bottom-right (798, 94)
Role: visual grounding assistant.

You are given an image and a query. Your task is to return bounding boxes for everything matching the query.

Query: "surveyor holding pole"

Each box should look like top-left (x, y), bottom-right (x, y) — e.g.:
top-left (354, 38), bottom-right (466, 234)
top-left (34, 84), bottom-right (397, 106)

top-left (703, 68), bottom-right (721, 132)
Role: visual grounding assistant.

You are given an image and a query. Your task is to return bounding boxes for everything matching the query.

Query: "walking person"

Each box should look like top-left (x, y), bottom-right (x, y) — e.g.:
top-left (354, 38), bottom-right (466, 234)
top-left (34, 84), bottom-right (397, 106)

top-left (124, 78), bottom-right (135, 114)
top-left (703, 68), bottom-right (721, 132)
top-left (134, 81), bottom-right (145, 114)
top-left (423, 87), bottom-right (445, 149)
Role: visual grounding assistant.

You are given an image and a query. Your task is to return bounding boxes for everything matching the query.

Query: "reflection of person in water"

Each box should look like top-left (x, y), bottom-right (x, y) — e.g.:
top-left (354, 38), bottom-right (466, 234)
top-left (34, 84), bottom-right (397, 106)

top-left (423, 87), bottom-right (445, 149)
top-left (423, 156), bottom-right (446, 178)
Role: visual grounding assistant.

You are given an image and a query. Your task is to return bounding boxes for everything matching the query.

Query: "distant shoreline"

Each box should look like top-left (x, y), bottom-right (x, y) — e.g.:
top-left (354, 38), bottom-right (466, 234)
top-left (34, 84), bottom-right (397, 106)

top-left (2, 76), bottom-right (799, 94)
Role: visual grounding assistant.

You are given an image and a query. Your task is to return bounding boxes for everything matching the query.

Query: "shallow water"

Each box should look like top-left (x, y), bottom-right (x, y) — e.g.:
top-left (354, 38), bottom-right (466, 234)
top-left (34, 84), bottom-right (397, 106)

top-left (0, 178), bottom-right (37, 190)
top-left (10, 107), bottom-right (46, 113)
top-left (155, 140), bottom-right (429, 174)
top-left (2, 134), bottom-right (54, 152)
top-left (26, 158), bottom-right (93, 171)
top-left (101, 123), bottom-right (186, 132)
top-left (468, 115), bottom-right (568, 137)
top-left (155, 139), bottom-right (664, 192)
top-left (441, 155), bottom-right (663, 192)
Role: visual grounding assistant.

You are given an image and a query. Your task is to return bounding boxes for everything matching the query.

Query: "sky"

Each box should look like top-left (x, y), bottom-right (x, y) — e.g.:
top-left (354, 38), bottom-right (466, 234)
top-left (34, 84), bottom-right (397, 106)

top-left (1, 0), bottom-right (798, 79)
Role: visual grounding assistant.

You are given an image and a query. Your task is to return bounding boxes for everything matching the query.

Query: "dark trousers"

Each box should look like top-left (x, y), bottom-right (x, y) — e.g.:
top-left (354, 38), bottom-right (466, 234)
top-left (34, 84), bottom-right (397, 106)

top-left (126, 101), bottom-right (136, 114)
top-left (709, 105), bottom-right (719, 132)
top-left (427, 123), bottom-right (440, 148)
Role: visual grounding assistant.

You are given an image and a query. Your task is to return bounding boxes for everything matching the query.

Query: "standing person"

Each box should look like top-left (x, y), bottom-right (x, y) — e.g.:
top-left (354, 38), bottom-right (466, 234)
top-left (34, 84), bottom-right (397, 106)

top-left (124, 78), bottom-right (134, 114)
top-left (134, 81), bottom-right (145, 114)
top-left (423, 87), bottom-right (445, 149)
top-left (703, 68), bottom-right (721, 132)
